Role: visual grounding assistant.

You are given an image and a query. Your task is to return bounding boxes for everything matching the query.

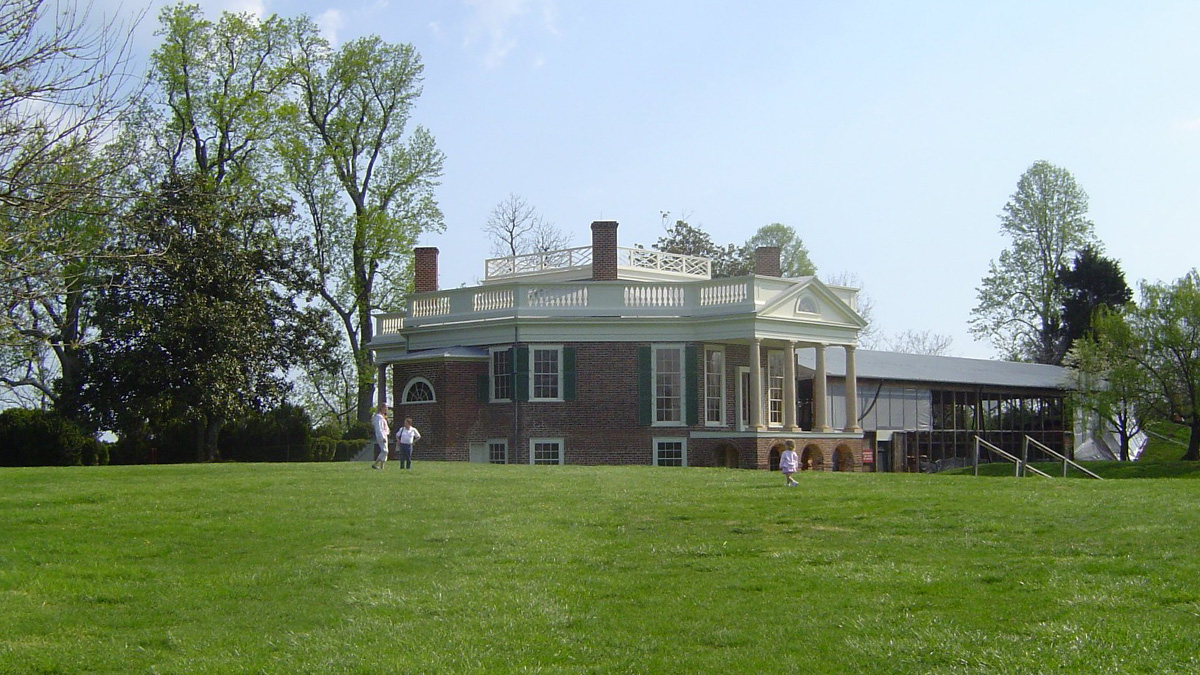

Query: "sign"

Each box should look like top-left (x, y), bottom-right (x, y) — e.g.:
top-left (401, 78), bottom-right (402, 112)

top-left (862, 448), bottom-right (875, 463)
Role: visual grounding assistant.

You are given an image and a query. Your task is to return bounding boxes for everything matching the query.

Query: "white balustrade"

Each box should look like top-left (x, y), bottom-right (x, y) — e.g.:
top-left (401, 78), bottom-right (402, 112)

top-left (624, 285), bottom-right (685, 307)
top-left (474, 288), bottom-right (514, 311)
top-left (700, 281), bottom-right (748, 306)
top-left (526, 286), bottom-right (588, 308)
top-left (410, 295), bottom-right (451, 318)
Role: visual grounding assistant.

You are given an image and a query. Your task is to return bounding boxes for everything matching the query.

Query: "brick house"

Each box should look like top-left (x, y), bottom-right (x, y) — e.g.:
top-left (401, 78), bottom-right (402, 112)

top-left (369, 221), bottom-right (870, 470)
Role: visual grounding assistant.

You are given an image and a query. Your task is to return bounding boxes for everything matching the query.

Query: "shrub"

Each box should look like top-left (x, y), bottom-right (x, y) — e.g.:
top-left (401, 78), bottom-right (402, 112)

top-left (0, 409), bottom-right (103, 467)
top-left (221, 404), bottom-right (314, 462)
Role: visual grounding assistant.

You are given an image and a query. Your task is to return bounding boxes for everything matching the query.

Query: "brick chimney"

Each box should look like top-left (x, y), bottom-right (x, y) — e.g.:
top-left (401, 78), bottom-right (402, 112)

top-left (414, 247), bottom-right (439, 293)
top-left (754, 246), bottom-right (781, 277)
top-left (591, 221), bottom-right (619, 281)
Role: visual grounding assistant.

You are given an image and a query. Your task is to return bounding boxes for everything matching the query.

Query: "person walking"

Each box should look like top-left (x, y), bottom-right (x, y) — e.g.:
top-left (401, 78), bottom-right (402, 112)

top-left (780, 440), bottom-right (799, 487)
top-left (395, 418), bottom-right (421, 470)
top-left (371, 403), bottom-right (391, 470)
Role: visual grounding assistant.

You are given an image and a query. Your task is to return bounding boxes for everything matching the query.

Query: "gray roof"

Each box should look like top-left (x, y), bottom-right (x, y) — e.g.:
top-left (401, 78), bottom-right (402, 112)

top-left (795, 349), bottom-right (1071, 390)
top-left (393, 346), bottom-right (489, 362)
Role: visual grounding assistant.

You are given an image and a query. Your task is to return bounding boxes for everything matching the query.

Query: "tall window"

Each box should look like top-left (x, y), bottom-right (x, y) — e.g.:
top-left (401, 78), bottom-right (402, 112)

top-left (654, 344), bottom-right (684, 425)
top-left (531, 346), bottom-right (562, 401)
top-left (491, 348), bottom-right (512, 401)
top-left (654, 438), bottom-right (687, 467)
top-left (530, 438), bottom-right (564, 465)
top-left (704, 346), bottom-right (725, 426)
top-left (767, 349), bottom-right (785, 427)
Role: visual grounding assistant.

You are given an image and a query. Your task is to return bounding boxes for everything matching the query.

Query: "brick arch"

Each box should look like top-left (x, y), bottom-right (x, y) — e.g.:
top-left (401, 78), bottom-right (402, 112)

top-left (833, 444), bottom-right (856, 472)
top-left (768, 442), bottom-right (789, 472)
top-left (714, 442), bottom-right (742, 469)
top-left (801, 444), bottom-right (824, 471)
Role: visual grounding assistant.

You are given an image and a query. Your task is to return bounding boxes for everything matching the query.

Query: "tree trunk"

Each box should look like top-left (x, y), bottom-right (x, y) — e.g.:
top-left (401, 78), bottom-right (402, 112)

top-left (1184, 419), bottom-right (1200, 462)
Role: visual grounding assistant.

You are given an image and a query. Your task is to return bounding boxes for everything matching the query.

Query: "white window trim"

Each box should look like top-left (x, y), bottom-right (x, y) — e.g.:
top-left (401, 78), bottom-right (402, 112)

top-left (737, 366), bottom-right (750, 432)
top-left (767, 349), bottom-right (785, 428)
top-left (653, 437), bottom-right (688, 467)
top-left (529, 345), bottom-right (564, 402)
top-left (703, 345), bottom-right (726, 427)
top-left (529, 437), bottom-right (565, 465)
top-left (651, 342), bottom-right (686, 427)
top-left (489, 346), bottom-right (513, 403)
top-left (401, 377), bottom-right (436, 404)
top-left (487, 437), bottom-right (508, 464)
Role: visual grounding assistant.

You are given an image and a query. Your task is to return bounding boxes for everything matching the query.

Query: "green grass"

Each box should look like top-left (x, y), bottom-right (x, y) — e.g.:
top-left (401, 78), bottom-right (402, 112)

top-left (3, 462), bottom-right (1200, 674)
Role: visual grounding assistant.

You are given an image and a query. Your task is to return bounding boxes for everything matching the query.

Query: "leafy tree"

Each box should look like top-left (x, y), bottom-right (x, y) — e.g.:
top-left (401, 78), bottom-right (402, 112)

top-left (81, 173), bottom-right (335, 462)
top-left (1049, 245), bottom-right (1131, 364)
top-left (970, 160), bottom-right (1099, 363)
top-left (653, 219), bottom-right (744, 278)
top-left (282, 19), bottom-right (445, 423)
top-left (1067, 311), bottom-right (1148, 461)
top-left (220, 403), bottom-right (313, 462)
top-left (1114, 271), bottom-right (1200, 461)
top-left (741, 223), bottom-right (816, 277)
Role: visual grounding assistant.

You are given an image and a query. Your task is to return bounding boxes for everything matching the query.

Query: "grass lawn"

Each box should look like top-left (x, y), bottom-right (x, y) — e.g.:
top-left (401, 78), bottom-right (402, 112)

top-left (3, 462), bottom-right (1199, 674)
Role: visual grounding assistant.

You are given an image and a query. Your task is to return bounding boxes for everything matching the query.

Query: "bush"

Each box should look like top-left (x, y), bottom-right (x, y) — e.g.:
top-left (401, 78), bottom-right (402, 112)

top-left (0, 408), bottom-right (104, 467)
top-left (221, 404), bottom-right (314, 462)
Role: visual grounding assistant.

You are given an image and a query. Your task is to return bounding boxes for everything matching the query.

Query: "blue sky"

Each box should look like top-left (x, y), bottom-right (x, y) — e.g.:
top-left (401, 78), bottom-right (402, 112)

top-left (110, 0), bottom-right (1200, 359)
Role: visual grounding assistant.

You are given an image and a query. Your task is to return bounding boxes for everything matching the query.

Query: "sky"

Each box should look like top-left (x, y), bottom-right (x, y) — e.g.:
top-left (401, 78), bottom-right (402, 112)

top-left (104, 0), bottom-right (1200, 359)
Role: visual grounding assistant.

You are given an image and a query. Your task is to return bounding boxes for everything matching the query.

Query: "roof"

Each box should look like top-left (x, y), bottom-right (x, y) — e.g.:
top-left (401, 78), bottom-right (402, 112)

top-left (795, 349), bottom-right (1071, 390)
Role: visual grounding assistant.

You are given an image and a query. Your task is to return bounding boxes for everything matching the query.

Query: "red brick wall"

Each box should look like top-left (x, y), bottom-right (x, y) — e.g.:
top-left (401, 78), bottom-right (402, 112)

top-left (388, 343), bottom-right (864, 471)
top-left (414, 247), bottom-right (439, 293)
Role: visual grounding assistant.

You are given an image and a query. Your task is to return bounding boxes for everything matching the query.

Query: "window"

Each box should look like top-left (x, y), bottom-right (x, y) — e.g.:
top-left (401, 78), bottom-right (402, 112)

top-left (488, 439), bottom-right (508, 464)
top-left (704, 346), bottom-right (725, 426)
top-left (530, 438), bottom-right (564, 465)
top-left (491, 348), bottom-right (512, 401)
top-left (402, 377), bottom-right (435, 404)
top-left (767, 349), bottom-right (785, 427)
top-left (654, 344), bottom-right (684, 425)
top-left (796, 295), bottom-right (819, 314)
top-left (654, 438), bottom-right (687, 467)
top-left (531, 346), bottom-right (562, 401)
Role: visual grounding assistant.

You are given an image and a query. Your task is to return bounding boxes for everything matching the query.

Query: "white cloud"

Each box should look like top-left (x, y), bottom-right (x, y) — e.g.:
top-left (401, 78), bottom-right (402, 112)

top-left (462, 0), bottom-right (557, 68)
top-left (316, 8), bottom-right (345, 45)
top-left (1179, 117), bottom-right (1200, 132)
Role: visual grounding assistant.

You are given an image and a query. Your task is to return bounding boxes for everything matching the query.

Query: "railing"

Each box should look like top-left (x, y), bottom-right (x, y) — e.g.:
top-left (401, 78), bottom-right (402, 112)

top-left (1023, 436), bottom-right (1103, 479)
top-left (483, 246), bottom-right (711, 281)
top-left (373, 277), bottom-right (758, 338)
top-left (485, 246), bottom-right (593, 280)
top-left (974, 436), bottom-right (1052, 477)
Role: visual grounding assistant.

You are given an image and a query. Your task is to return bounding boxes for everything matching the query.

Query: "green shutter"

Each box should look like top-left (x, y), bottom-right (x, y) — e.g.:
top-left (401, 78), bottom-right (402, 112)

top-left (563, 347), bottom-right (576, 401)
top-left (478, 373), bottom-right (490, 402)
top-left (516, 346), bottom-right (529, 402)
top-left (637, 346), bottom-right (652, 425)
top-left (685, 345), bottom-right (699, 426)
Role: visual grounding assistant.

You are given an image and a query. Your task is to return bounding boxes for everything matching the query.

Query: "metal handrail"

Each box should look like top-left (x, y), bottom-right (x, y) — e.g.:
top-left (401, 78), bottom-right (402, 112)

top-left (1023, 436), bottom-right (1103, 480)
top-left (974, 436), bottom-right (1052, 478)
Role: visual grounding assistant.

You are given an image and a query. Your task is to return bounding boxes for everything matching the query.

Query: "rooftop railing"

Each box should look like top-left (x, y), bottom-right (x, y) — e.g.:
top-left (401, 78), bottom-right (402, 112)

top-left (483, 246), bottom-right (711, 281)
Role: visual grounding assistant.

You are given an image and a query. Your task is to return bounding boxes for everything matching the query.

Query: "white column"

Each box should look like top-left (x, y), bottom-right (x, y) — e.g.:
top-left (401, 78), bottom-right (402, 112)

top-left (813, 344), bottom-right (831, 432)
top-left (844, 345), bottom-right (861, 432)
top-left (750, 338), bottom-right (764, 430)
top-left (784, 341), bottom-right (799, 431)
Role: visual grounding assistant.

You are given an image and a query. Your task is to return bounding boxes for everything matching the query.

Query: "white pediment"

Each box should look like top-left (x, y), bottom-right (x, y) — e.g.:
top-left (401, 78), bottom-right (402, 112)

top-left (757, 277), bottom-right (868, 327)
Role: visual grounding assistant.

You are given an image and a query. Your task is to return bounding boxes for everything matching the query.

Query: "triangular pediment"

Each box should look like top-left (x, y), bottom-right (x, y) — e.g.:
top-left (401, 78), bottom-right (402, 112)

top-left (757, 277), bottom-right (868, 327)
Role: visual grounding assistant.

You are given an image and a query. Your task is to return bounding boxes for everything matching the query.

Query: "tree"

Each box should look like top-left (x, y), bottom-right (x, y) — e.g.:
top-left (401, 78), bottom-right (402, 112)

top-left (282, 19), bottom-right (445, 424)
top-left (824, 271), bottom-right (880, 349)
top-left (1113, 271), bottom-right (1200, 461)
top-left (1050, 245), bottom-right (1132, 364)
top-left (653, 218), bottom-right (744, 278)
top-left (741, 223), bottom-right (816, 277)
top-left (1067, 311), bottom-right (1148, 462)
top-left (81, 173), bottom-right (335, 462)
top-left (970, 161), bottom-right (1099, 363)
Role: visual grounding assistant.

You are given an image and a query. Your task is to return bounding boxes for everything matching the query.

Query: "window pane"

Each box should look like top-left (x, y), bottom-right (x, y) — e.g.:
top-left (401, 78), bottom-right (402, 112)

top-left (405, 381), bottom-right (434, 403)
top-left (768, 351), bottom-right (784, 425)
top-left (656, 440), bottom-right (684, 467)
top-left (533, 441), bottom-right (561, 465)
top-left (492, 349), bottom-right (512, 400)
top-left (655, 347), bottom-right (682, 423)
top-left (533, 348), bottom-right (560, 399)
top-left (705, 348), bottom-right (724, 424)
top-left (488, 441), bottom-right (507, 464)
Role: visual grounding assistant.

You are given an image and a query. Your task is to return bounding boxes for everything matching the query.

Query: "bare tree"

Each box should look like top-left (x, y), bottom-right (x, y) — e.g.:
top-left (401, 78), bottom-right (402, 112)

top-left (886, 329), bottom-right (954, 356)
top-left (484, 193), bottom-right (539, 257)
top-left (824, 271), bottom-right (880, 348)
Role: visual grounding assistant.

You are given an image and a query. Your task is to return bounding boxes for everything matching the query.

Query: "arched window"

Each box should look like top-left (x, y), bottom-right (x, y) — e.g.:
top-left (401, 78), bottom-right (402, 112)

top-left (402, 377), bottom-right (435, 404)
top-left (796, 296), bottom-right (819, 314)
